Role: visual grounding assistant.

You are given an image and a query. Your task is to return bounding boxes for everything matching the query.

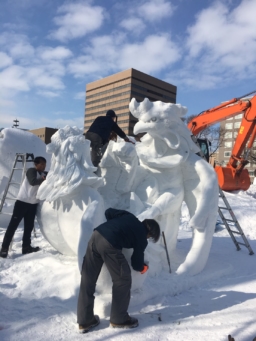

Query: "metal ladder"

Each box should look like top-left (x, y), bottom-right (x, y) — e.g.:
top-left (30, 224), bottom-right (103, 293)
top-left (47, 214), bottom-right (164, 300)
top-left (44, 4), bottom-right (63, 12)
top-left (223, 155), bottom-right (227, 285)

top-left (218, 187), bottom-right (254, 255)
top-left (0, 153), bottom-right (34, 215)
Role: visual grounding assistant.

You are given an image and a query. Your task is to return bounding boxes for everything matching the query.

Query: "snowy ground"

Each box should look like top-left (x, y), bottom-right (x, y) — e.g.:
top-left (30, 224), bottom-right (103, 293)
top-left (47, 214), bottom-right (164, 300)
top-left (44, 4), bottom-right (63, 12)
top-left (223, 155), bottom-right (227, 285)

top-left (0, 189), bottom-right (256, 341)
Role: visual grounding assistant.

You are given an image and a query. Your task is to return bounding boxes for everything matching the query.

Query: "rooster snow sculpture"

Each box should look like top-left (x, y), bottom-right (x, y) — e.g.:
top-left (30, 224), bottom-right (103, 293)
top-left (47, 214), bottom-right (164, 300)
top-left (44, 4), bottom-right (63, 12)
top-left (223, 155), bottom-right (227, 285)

top-left (37, 126), bottom-right (105, 269)
top-left (130, 98), bottom-right (219, 276)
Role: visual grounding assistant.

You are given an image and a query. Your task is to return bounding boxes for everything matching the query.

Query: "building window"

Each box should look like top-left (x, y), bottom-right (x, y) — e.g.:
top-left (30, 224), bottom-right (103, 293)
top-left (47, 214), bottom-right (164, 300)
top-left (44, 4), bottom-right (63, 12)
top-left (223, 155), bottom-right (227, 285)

top-left (235, 113), bottom-right (243, 119)
top-left (234, 131), bottom-right (238, 138)
top-left (234, 121), bottom-right (241, 128)
top-left (225, 123), bottom-right (233, 129)
top-left (225, 141), bottom-right (232, 148)
top-left (86, 98), bottom-right (130, 111)
top-left (225, 132), bottom-right (232, 138)
top-left (224, 151), bottom-right (231, 157)
top-left (227, 117), bottom-right (233, 120)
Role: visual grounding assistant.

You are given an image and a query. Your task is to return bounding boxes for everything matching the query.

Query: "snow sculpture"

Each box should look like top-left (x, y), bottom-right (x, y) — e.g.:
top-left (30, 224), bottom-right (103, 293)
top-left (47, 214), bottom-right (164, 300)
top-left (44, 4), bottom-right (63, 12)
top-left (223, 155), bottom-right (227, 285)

top-left (37, 95), bottom-right (218, 287)
top-left (97, 139), bottom-right (144, 215)
top-left (37, 126), bottom-right (105, 268)
top-left (129, 98), bottom-right (219, 276)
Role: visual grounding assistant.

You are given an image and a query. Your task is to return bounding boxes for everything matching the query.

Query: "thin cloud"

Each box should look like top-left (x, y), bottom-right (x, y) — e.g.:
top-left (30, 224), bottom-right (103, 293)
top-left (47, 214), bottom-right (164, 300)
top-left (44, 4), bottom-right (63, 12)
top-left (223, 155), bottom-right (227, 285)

top-left (37, 90), bottom-right (60, 98)
top-left (39, 46), bottom-right (73, 60)
top-left (74, 91), bottom-right (85, 100)
top-left (138, 0), bottom-right (175, 22)
top-left (119, 34), bottom-right (180, 73)
top-left (49, 2), bottom-right (105, 42)
top-left (0, 65), bottom-right (29, 91)
top-left (185, 0), bottom-right (256, 75)
top-left (120, 18), bottom-right (146, 32)
top-left (68, 33), bottom-right (180, 78)
top-left (0, 52), bottom-right (12, 69)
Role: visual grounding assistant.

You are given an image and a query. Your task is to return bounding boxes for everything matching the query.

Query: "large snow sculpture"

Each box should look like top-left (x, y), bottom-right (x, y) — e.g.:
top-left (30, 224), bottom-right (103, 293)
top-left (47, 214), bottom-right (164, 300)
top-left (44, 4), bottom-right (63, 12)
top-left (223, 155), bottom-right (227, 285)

top-left (37, 96), bottom-right (218, 283)
top-left (129, 98), bottom-right (219, 276)
top-left (37, 126), bottom-right (105, 268)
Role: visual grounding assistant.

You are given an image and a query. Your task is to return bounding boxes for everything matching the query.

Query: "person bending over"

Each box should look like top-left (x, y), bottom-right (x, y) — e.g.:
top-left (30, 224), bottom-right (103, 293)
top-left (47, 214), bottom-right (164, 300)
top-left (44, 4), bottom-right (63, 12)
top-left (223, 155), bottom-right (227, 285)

top-left (85, 109), bottom-right (134, 167)
top-left (0, 156), bottom-right (47, 258)
top-left (77, 208), bottom-right (160, 333)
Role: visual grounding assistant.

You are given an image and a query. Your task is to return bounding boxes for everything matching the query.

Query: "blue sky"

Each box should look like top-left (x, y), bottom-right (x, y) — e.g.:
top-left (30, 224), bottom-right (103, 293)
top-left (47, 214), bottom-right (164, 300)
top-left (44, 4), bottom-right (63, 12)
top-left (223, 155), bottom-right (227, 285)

top-left (0, 0), bottom-right (256, 130)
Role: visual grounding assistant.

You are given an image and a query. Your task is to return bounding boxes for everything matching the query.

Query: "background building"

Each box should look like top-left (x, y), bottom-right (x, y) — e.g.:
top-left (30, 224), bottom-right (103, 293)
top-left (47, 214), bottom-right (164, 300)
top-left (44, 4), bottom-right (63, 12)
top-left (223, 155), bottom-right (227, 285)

top-left (29, 127), bottom-right (58, 144)
top-left (217, 114), bottom-right (256, 183)
top-left (84, 68), bottom-right (177, 136)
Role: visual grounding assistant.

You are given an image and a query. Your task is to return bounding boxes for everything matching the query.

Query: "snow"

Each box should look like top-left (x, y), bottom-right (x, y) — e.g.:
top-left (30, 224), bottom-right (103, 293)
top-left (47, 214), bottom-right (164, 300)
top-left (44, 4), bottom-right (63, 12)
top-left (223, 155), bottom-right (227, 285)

top-left (0, 121), bottom-right (256, 341)
top-left (1, 190), bottom-right (256, 341)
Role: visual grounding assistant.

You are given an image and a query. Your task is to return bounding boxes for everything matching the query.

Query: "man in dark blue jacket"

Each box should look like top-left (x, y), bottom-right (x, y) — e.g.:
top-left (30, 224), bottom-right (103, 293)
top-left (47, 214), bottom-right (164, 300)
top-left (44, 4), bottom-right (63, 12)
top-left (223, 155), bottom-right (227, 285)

top-left (85, 109), bottom-right (133, 167)
top-left (77, 208), bottom-right (160, 333)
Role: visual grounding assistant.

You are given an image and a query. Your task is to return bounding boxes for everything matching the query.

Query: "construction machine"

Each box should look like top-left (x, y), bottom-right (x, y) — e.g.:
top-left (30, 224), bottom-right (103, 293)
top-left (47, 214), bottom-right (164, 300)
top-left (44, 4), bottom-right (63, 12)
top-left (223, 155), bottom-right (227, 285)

top-left (187, 91), bottom-right (256, 191)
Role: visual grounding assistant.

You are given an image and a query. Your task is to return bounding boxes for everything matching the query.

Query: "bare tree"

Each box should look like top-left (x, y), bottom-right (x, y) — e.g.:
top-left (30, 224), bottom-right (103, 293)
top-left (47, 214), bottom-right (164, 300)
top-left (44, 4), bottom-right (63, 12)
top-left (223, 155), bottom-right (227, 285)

top-left (184, 115), bottom-right (227, 156)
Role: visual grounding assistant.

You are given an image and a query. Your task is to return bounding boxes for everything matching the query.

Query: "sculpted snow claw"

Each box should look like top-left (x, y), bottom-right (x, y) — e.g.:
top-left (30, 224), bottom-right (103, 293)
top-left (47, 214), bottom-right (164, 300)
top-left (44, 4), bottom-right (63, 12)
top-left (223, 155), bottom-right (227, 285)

top-left (37, 98), bottom-right (218, 287)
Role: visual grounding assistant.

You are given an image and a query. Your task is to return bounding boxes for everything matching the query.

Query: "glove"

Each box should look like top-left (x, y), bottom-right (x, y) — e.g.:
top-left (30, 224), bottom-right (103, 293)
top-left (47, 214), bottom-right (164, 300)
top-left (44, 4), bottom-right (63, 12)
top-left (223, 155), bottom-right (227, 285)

top-left (140, 264), bottom-right (149, 274)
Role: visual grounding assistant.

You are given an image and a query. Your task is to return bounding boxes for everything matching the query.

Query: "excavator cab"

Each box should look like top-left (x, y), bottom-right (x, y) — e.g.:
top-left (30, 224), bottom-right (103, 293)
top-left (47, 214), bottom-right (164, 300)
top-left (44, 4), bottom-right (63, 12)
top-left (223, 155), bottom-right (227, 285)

top-left (196, 138), bottom-right (210, 162)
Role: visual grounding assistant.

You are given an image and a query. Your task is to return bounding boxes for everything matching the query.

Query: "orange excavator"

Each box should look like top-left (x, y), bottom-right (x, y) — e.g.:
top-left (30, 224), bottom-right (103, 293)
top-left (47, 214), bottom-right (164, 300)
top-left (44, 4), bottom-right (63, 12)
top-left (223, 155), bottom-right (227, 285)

top-left (187, 91), bottom-right (256, 191)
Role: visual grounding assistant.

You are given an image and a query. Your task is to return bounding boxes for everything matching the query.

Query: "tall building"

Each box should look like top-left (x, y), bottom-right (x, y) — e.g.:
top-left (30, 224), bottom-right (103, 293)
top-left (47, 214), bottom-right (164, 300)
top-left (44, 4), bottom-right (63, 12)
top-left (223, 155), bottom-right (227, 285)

top-left (29, 127), bottom-right (58, 144)
top-left (84, 68), bottom-right (177, 136)
top-left (217, 113), bottom-right (256, 183)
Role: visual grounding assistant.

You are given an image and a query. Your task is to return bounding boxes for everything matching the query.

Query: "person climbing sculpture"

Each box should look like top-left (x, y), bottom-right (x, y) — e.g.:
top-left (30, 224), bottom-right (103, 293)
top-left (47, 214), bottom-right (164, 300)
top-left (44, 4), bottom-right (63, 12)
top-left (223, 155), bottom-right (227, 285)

top-left (84, 109), bottom-right (134, 167)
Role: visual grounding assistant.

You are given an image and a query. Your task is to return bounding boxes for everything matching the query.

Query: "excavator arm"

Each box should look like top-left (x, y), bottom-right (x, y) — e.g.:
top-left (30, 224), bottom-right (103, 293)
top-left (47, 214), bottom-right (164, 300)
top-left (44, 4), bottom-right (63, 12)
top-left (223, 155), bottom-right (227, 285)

top-left (187, 93), bottom-right (256, 191)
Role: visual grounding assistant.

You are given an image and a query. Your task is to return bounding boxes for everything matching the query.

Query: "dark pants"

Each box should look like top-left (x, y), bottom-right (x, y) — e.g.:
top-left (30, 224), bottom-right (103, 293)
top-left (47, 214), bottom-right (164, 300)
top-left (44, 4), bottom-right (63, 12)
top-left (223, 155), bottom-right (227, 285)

top-left (85, 132), bottom-right (108, 167)
top-left (1, 200), bottom-right (37, 249)
top-left (77, 231), bottom-right (131, 325)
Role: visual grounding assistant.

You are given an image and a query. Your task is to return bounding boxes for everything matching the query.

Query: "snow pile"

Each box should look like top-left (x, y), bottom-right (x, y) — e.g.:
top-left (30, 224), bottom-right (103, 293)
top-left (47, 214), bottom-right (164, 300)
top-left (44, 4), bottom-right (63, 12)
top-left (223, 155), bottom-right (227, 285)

top-left (0, 187), bottom-right (256, 340)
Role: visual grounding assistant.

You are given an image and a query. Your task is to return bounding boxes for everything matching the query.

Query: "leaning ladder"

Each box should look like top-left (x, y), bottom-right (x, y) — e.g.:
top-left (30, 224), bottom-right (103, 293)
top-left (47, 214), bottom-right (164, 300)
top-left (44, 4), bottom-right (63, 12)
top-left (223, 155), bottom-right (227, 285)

top-left (218, 187), bottom-right (254, 255)
top-left (0, 153), bottom-right (34, 214)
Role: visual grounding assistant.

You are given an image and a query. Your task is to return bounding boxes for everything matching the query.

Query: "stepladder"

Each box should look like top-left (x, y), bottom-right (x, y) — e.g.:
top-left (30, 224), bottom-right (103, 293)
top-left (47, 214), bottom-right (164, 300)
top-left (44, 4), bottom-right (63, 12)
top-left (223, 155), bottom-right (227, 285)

top-left (0, 153), bottom-right (35, 215)
top-left (218, 187), bottom-right (254, 255)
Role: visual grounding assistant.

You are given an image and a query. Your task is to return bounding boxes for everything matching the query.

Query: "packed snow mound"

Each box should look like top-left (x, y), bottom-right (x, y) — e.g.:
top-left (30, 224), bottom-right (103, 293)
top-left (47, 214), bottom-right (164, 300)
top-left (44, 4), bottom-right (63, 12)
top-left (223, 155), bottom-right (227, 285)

top-left (244, 184), bottom-right (256, 199)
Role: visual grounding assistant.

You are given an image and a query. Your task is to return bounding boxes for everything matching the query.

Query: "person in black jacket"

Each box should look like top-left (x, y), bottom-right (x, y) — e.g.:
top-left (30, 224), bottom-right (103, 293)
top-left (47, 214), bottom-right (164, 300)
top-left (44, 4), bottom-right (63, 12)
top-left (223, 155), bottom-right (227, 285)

top-left (77, 208), bottom-right (160, 333)
top-left (85, 109), bottom-right (134, 167)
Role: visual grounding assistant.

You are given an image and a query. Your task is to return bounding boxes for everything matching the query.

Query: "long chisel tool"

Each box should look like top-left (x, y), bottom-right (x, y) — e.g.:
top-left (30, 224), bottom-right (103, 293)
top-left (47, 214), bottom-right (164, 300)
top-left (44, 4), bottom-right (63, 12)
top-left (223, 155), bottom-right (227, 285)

top-left (162, 231), bottom-right (171, 273)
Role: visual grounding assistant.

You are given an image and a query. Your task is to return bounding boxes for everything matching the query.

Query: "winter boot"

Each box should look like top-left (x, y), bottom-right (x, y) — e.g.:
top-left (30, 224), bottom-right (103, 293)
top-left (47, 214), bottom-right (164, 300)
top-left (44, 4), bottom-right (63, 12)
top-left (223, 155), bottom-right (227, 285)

top-left (22, 246), bottom-right (40, 255)
top-left (0, 247), bottom-right (8, 258)
top-left (110, 316), bottom-right (138, 329)
top-left (78, 315), bottom-right (100, 334)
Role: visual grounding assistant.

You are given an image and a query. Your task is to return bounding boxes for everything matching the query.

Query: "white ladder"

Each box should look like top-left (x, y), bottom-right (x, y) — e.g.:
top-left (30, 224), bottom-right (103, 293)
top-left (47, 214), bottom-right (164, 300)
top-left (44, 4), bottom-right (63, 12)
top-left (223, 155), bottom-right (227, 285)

top-left (218, 188), bottom-right (254, 255)
top-left (0, 153), bottom-right (34, 215)
top-left (194, 137), bottom-right (254, 255)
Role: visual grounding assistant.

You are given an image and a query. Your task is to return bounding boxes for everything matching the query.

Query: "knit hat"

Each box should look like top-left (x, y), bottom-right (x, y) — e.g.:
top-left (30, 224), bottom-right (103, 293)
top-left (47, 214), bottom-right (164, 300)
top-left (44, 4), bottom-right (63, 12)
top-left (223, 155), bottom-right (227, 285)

top-left (106, 109), bottom-right (117, 118)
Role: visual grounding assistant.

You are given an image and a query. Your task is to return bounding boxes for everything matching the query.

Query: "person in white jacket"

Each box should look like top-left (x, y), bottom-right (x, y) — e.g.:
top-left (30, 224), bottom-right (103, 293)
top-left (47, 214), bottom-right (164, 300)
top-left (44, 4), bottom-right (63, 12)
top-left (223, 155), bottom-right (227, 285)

top-left (0, 156), bottom-right (47, 258)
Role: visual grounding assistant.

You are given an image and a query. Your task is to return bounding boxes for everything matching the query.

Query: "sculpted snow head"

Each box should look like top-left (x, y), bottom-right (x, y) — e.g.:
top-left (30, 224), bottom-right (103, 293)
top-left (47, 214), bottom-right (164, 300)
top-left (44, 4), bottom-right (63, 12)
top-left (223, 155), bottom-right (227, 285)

top-left (130, 98), bottom-right (199, 153)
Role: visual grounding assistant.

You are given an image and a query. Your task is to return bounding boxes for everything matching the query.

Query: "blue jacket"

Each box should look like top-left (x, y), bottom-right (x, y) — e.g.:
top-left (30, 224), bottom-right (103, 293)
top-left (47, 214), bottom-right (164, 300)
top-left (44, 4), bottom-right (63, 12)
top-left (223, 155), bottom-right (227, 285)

top-left (87, 116), bottom-right (127, 144)
top-left (95, 208), bottom-right (148, 271)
